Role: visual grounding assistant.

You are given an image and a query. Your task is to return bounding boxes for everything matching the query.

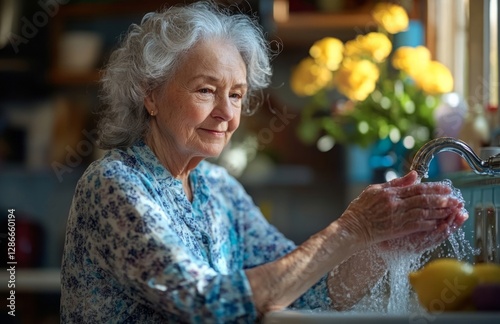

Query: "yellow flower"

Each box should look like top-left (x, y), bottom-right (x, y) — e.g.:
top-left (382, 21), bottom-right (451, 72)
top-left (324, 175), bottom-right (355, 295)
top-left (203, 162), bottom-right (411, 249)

top-left (309, 37), bottom-right (344, 71)
top-left (344, 32), bottom-right (392, 63)
top-left (335, 59), bottom-right (379, 101)
top-left (372, 3), bottom-right (409, 34)
top-left (343, 38), bottom-right (364, 58)
top-left (290, 57), bottom-right (332, 96)
top-left (413, 61), bottom-right (454, 94)
top-left (392, 46), bottom-right (431, 78)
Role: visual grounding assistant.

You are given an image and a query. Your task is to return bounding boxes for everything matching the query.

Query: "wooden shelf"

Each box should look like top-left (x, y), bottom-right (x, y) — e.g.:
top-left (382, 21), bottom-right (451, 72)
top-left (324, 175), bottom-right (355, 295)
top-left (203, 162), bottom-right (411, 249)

top-left (48, 68), bottom-right (102, 86)
top-left (56, 0), bottom-right (190, 18)
top-left (271, 9), bottom-right (376, 47)
top-left (47, 1), bottom-right (193, 86)
top-left (278, 12), bottom-right (375, 30)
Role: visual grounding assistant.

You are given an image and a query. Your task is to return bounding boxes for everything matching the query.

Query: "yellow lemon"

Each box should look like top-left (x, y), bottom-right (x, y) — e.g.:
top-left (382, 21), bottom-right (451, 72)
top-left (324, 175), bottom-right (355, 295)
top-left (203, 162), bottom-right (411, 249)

top-left (473, 263), bottom-right (500, 284)
top-left (408, 258), bottom-right (479, 312)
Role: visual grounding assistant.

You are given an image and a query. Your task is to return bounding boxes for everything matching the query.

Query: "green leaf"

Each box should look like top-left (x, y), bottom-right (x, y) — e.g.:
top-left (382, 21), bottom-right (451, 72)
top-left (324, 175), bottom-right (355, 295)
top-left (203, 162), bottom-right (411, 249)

top-left (297, 119), bottom-right (320, 144)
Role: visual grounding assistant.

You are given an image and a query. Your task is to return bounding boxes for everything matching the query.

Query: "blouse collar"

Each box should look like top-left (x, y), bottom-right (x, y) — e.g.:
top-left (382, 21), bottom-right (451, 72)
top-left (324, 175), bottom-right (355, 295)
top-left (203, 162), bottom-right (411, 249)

top-left (130, 140), bottom-right (210, 207)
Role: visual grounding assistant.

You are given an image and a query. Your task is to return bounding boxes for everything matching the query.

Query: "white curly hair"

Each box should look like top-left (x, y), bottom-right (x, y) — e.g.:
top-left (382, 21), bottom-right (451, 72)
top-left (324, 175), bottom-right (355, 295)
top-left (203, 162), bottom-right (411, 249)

top-left (98, 1), bottom-right (275, 149)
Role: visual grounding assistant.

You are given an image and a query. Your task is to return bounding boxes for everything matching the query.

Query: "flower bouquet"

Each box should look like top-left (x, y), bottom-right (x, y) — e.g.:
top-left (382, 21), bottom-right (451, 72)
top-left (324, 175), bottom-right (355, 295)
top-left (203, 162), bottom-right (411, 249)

top-left (291, 2), bottom-right (454, 152)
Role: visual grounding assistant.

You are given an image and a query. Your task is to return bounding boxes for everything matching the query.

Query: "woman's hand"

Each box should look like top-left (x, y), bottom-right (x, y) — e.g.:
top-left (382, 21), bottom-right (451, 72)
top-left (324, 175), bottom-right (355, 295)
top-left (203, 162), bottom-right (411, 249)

top-left (377, 203), bottom-right (468, 253)
top-left (337, 171), bottom-right (465, 251)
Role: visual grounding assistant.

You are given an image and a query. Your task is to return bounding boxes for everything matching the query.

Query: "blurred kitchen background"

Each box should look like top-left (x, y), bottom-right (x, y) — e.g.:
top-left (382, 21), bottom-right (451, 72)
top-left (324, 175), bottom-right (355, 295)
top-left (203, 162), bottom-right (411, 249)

top-left (0, 0), bottom-right (498, 322)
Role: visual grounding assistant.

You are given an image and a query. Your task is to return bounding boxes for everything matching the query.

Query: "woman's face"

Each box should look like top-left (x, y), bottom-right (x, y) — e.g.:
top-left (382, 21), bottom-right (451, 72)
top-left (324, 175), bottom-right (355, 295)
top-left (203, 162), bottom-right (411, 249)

top-left (145, 38), bottom-right (247, 161)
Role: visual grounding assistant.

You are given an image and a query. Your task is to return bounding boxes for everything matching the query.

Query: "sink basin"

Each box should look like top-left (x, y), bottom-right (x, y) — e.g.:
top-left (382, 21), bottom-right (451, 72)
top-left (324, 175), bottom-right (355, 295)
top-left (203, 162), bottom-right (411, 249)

top-left (263, 309), bottom-right (500, 323)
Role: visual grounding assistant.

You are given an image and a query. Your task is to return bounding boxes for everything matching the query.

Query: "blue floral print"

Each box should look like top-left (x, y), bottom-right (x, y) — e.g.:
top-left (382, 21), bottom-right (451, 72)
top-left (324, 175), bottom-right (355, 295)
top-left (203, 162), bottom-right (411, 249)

top-left (60, 141), bottom-right (331, 323)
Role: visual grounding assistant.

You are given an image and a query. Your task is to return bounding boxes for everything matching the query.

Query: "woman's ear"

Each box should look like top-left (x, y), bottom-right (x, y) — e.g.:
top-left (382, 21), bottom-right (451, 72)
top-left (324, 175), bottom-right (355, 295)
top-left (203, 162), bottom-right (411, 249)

top-left (144, 88), bottom-right (162, 116)
top-left (144, 91), bottom-right (156, 114)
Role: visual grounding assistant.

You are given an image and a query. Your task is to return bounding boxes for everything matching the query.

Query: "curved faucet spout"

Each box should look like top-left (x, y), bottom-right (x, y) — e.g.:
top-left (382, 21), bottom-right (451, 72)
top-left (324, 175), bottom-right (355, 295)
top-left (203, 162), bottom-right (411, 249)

top-left (410, 137), bottom-right (500, 178)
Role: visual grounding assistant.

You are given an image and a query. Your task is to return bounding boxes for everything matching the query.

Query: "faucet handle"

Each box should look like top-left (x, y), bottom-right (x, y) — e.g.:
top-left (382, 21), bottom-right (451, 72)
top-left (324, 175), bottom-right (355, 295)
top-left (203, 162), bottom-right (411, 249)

top-left (487, 155), bottom-right (500, 170)
top-left (480, 147), bottom-right (500, 171)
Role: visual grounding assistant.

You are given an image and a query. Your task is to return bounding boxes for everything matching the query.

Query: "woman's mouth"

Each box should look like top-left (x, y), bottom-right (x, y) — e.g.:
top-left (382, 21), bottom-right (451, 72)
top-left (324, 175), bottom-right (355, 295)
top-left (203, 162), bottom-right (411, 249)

top-left (200, 128), bottom-right (226, 137)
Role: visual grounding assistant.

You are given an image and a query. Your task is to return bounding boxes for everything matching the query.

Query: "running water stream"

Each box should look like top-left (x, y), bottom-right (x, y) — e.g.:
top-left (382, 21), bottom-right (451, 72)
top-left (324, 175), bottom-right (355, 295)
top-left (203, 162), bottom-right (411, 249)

top-left (348, 179), bottom-right (476, 315)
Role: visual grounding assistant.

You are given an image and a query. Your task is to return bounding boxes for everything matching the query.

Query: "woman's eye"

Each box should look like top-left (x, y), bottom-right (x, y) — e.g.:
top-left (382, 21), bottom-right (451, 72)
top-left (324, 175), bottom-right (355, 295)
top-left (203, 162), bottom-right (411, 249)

top-left (230, 93), bottom-right (242, 100)
top-left (198, 88), bottom-right (214, 95)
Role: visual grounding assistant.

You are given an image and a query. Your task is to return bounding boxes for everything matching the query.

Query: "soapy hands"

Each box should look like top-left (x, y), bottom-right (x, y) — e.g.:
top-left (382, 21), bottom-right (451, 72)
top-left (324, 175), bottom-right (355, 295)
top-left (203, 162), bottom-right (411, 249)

top-left (337, 171), bottom-right (468, 252)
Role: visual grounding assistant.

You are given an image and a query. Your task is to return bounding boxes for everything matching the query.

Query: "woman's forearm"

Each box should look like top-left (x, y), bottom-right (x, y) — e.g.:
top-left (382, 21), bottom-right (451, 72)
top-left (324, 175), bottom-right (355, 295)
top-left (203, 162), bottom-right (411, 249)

top-left (245, 221), bottom-right (360, 315)
top-left (245, 170), bottom-right (465, 316)
top-left (327, 247), bottom-right (387, 310)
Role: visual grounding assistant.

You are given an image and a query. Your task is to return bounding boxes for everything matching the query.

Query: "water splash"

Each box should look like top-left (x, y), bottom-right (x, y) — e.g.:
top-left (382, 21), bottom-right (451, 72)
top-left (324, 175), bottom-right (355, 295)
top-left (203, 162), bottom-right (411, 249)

top-left (383, 251), bottom-right (420, 314)
top-left (347, 178), bottom-right (476, 314)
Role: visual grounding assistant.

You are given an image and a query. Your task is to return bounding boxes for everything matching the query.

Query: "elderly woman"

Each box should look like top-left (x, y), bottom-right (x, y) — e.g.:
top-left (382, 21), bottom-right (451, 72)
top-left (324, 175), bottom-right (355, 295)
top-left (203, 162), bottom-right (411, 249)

top-left (60, 1), bottom-right (467, 323)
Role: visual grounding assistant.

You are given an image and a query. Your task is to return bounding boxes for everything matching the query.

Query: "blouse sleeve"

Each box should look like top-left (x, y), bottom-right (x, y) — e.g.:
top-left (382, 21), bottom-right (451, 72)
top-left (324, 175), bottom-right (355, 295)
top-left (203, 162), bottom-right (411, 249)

top-left (223, 172), bottom-right (333, 311)
top-left (81, 162), bottom-right (257, 322)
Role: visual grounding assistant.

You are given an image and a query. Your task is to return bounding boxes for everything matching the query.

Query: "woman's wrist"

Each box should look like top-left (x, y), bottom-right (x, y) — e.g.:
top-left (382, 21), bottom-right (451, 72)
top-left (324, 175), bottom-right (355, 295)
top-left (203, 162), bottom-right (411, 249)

top-left (323, 217), bottom-right (366, 257)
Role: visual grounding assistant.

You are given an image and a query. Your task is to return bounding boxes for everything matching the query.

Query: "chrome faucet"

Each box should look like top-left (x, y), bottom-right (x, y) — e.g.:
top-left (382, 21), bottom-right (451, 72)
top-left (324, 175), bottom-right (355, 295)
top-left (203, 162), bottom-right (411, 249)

top-left (410, 136), bottom-right (500, 263)
top-left (410, 137), bottom-right (500, 178)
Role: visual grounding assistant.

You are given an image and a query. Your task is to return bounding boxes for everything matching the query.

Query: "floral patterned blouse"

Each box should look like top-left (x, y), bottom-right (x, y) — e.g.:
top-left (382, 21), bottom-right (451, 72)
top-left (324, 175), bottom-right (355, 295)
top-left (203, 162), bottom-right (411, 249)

top-left (60, 141), bottom-right (331, 323)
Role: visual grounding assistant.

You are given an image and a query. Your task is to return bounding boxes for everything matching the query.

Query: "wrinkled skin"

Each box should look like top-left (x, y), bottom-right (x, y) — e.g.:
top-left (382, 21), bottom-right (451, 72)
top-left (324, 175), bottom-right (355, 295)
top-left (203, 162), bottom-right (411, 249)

top-left (338, 171), bottom-right (468, 252)
top-left (325, 171), bottom-right (468, 311)
top-left (247, 171), bottom-right (469, 314)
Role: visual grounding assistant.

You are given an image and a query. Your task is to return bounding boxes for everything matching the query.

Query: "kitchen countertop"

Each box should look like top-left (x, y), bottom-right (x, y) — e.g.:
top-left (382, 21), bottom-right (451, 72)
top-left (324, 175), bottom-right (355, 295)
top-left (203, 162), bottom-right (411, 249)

top-left (263, 309), bottom-right (500, 323)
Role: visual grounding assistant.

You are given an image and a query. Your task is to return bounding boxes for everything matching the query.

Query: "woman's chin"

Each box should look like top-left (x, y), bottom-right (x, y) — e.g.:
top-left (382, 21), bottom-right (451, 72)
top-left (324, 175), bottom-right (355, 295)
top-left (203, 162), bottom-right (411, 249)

top-left (197, 148), bottom-right (225, 160)
top-left (201, 144), bottom-right (226, 158)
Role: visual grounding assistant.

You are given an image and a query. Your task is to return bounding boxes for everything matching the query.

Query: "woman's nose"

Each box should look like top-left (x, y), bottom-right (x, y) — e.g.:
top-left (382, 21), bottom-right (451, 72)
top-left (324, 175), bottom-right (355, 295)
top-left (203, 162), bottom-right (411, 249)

top-left (212, 96), bottom-right (235, 121)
